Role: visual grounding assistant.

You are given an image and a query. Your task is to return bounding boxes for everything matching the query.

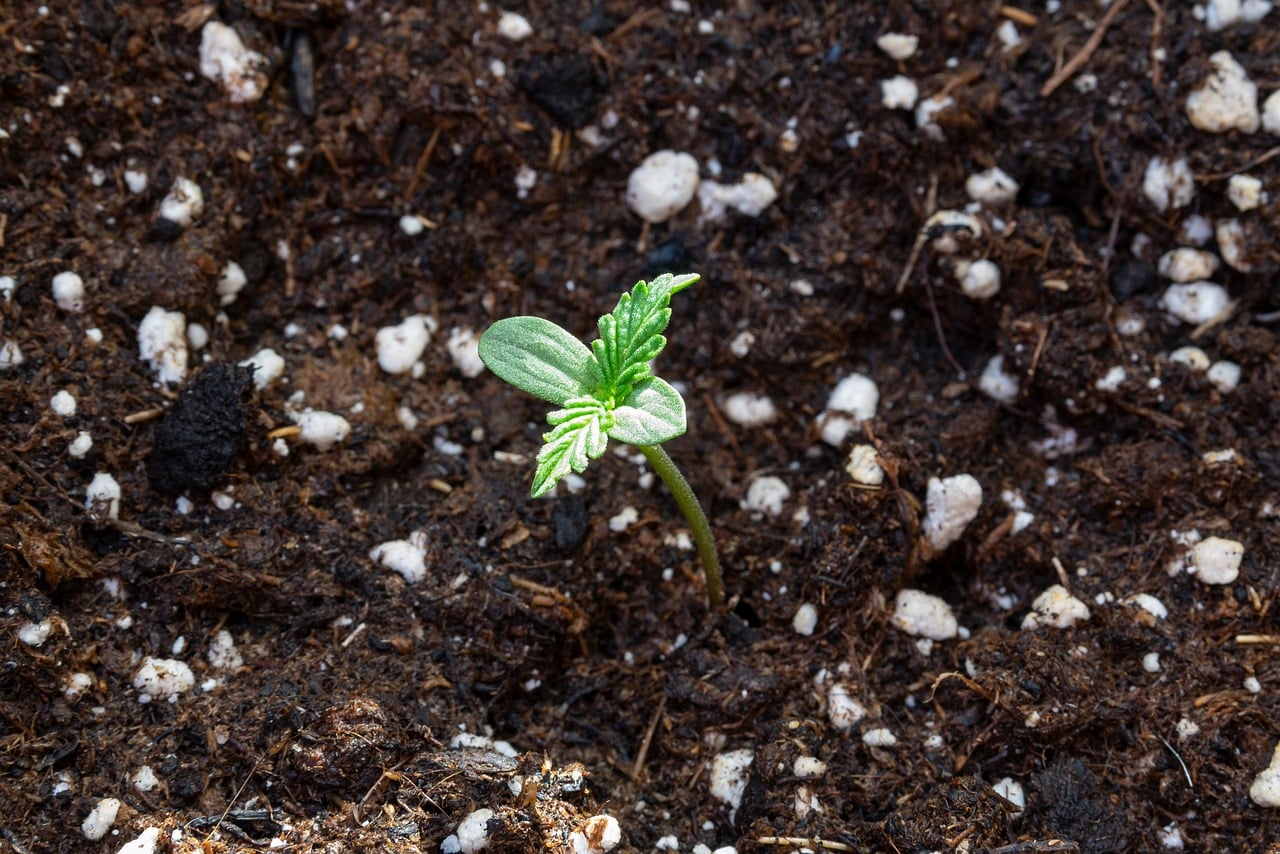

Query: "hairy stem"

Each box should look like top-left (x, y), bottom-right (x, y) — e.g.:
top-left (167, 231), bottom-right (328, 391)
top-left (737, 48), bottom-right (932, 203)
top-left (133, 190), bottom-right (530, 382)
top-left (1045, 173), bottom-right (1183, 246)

top-left (637, 443), bottom-right (725, 608)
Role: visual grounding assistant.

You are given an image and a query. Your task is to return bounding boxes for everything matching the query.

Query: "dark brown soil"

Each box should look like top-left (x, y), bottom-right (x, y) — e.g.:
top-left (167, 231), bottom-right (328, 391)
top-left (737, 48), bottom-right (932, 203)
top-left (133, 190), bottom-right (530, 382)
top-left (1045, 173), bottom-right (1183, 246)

top-left (3, 2), bottom-right (1279, 852)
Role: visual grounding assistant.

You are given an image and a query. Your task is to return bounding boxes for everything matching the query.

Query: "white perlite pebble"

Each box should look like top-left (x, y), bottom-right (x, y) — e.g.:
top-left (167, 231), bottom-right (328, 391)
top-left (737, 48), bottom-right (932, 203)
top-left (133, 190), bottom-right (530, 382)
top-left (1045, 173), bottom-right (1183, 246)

top-left (1215, 218), bottom-right (1252, 272)
top-left (827, 681), bottom-right (867, 729)
top-left (138, 306), bottom-right (189, 386)
top-left (965, 168), bottom-right (1019, 205)
top-left (741, 476), bottom-right (789, 516)
top-left (1127, 593), bottom-right (1169, 620)
top-left (454, 808), bottom-right (495, 852)
top-left (891, 589), bottom-right (959, 640)
top-left (955, 258), bottom-right (1001, 299)
top-left (923, 474), bottom-right (982, 551)
top-left (915, 94), bottom-right (955, 141)
top-left (1021, 584), bottom-right (1090, 630)
top-left (723, 391), bottom-right (777, 427)
top-left (1186, 51), bottom-right (1259, 134)
top-left (116, 827), bottom-right (161, 854)
top-left (626, 150), bottom-right (700, 223)
top-left (608, 505), bottom-right (638, 532)
top-left (1143, 652), bottom-right (1162, 673)
top-left (208, 629), bottom-right (243, 671)
top-left (124, 169), bottom-right (148, 194)
top-left (817, 373), bottom-right (879, 446)
top-left (1227, 174), bottom-right (1265, 211)
top-left (85, 472), bottom-right (121, 520)
top-left (1158, 248), bottom-right (1219, 283)
top-left (18, 619), bottom-right (54, 647)
top-left (51, 389), bottom-right (77, 417)
top-left (880, 75), bottom-right (919, 110)
top-left (793, 756), bottom-right (828, 778)
top-left (187, 323), bottom-right (209, 351)
top-left (447, 327), bottom-right (486, 378)
top-left (159, 176), bottom-right (204, 227)
top-left (863, 728), bottom-right (897, 748)
top-left (217, 261), bottom-right (248, 305)
top-left (376, 314), bottom-right (434, 374)
top-left (1169, 346), bottom-right (1211, 371)
top-left (1189, 536), bottom-right (1243, 584)
top-left (51, 271), bottom-right (85, 312)
top-left (131, 766), bottom-right (159, 793)
top-left (370, 531), bottom-right (429, 584)
top-left (1095, 365), bottom-right (1126, 392)
top-left (1160, 282), bottom-right (1230, 324)
top-left (978, 354), bottom-right (1020, 404)
top-left (792, 603), bottom-right (818, 636)
top-left (696, 173), bottom-right (778, 221)
top-left (81, 797), bottom-right (121, 841)
top-left (497, 11), bottom-right (533, 40)
top-left (570, 815), bottom-right (622, 854)
top-left (1265, 90), bottom-right (1280, 134)
top-left (69, 431), bottom-right (93, 458)
top-left (1142, 156), bottom-right (1195, 212)
top-left (1250, 743), bottom-right (1280, 807)
top-left (239, 348), bottom-right (285, 389)
top-left (709, 748), bottom-right (754, 821)
top-left (133, 657), bottom-right (195, 701)
top-left (199, 21), bottom-right (268, 103)
top-left (293, 410), bottom-right (351, 450)
top-left (1205, 0), bottom-right (1273, 32)
top-left (845, 444), bottom-right (884, 486)
top-left (875, 33), bottom-right (919, 60)
top-left (1208, 360), bottom-right (1242, 392)
top-left (993, 778), bottom-right (1026, 813)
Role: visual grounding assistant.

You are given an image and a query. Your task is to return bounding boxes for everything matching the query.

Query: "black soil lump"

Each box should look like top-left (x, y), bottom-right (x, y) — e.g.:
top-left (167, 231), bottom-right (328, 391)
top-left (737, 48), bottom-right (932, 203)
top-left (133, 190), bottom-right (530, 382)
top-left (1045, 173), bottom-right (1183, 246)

top-left (147, 363), bottom-right (255, 495)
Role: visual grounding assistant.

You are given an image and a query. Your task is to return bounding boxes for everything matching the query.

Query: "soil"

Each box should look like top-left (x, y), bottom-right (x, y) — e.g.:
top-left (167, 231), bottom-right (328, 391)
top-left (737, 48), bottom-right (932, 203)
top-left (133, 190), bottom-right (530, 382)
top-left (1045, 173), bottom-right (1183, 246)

top-left (2, 2), bottom-right (1279, 852)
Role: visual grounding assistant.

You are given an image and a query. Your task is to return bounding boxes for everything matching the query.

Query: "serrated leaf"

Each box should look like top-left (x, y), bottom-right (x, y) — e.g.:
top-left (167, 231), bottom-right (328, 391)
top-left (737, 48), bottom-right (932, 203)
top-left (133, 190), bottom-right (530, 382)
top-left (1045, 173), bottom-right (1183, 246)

top-left (530, 397), bottom-right (611, 497)
top-left (608, 377), bottom-right (687, 446)
top-left (593, 273), bottom-right (700, 402)
top-left (478, 316), bottom-right (601, 405)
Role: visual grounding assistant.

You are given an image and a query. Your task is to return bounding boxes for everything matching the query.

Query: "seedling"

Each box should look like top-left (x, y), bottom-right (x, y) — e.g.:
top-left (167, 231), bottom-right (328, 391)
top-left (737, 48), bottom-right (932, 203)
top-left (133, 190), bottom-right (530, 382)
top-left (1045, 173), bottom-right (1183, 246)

top-left (478, 272), bottom-right (725, 607)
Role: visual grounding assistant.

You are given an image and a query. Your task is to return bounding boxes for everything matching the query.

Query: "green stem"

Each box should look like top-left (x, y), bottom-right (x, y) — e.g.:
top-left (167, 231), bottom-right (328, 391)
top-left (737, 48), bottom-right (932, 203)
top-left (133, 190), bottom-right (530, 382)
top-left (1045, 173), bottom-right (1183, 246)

top-left (637, 443), bottom-right (725, 608)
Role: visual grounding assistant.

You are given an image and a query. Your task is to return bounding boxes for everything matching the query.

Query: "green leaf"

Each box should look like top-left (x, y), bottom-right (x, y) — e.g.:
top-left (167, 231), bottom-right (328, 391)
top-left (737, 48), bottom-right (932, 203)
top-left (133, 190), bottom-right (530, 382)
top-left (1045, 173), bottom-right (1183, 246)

top-left (530, 397), bottom-right (611, 497)
top-left (608, 377), bottom-right (687, 446)
top-left (478, 316), bottom-right (601, 405)
top-left (592, 273), bottom-right (700, 401)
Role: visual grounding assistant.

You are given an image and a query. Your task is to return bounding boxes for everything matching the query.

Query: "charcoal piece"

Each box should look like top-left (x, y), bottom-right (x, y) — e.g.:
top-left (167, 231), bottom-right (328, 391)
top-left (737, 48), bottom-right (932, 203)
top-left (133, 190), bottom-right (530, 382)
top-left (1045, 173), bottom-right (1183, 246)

top-left (147, 364), bottom-right (254, 495)
top-left (553, 494), bottom-right (588, 551)
top-left (518, 54), bottom-right (603, 129)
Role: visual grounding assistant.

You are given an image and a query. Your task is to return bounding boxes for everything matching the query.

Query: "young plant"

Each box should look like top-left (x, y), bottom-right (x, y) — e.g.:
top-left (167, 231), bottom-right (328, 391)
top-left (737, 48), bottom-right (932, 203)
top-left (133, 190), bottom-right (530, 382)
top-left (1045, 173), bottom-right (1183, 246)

top-left (477, 272), bottom-right (725, 607)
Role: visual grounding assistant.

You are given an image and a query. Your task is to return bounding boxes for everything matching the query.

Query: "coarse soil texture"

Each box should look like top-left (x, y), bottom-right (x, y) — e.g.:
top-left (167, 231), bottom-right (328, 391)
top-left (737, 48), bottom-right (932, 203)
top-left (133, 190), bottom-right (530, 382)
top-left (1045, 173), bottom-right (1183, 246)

top-left (3, 2), bottom-right (1280, 852)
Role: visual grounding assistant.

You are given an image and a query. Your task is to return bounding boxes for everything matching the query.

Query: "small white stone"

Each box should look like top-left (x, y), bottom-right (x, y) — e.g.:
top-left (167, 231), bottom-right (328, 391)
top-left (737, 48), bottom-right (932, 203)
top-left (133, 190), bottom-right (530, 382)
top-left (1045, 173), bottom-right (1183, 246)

top-left (398, 214), bottom-right (425, 236)
top-left (1186, 51), bottom-right (1260, 134)
top-left (1158, 248), bottom-right (1220, 283)
top-left (1189, 536), bottom-right (1243, 584)
top-left (817, 373), bottom-right (879, 446)
top-left (448, 327), bottom-right (486, 378)
top-left (1202, 448), bottom-right (1239, 465)
top-left (880, 75), bottom-right (919, 110)
top-left (862, 727), bottom-right (897, 747)
top-left (51, 271), bottom-right (85, 312)
top-left (1095, 365), bottom-right (1126, 392)
top-left (741, 476), bottom-right (789, 517)
top-left (965, 167), bottom-right (1019, 205)
top-left (69, 431), bottom-right (93, 458)
top-left (827, 682), bottom-right (867, 730)
top-left (923, 474), bottom-right (982, 551)
top-left (1245, 676), bottom-right (1262, 693)
top-left (1215, 218), bottom-right (1253, 272)
top-left (81, 797), bottom-right (121, 841)
top-left (1126, 593), bottom-right (1169, 619)
top-left (1265, 89), bottom-right (1280, 133)
top-left (1250, 743), bottom-right (1280, 807)
top-left (497, 11), bottom-right (533, 40)
top-left (200, 21), bottom-right (267, 102)
top-left (1142, 652), bottom-right (1161, 673)
top-left (608, 505), bottom-right (639, 532)
top-left (159, 176), bottom-right (204, 226)
top-left (993, 778), bottom-right (1026, 813)
top-left (370, 531), bottom-right (428, 584)
top-left (925, 209), bottom-right (985, 253)
top-left (18, 619), bottom-right (54, 647)
top-left (208, 629), bottom-right (243, 671)
top-left (239, 347), bottom-right (285, 389)
top-left (793, 756), bottom-right (827, 778)
top-left (186, 323), bottom-right (209, 351)
top-left (875, 33), bottom-right (919, 60)
top-left (845, 444), bottom-right (884, 486)
top-left (133, 657), bottom-right (195, 700)
top-left (293, 410), bottom-right (351, 451)
top-left (455, 808), bottom-right (495, 853)
top-left (570, 815), bottom-right (622, 853)
top-left (792, 603), bottom-right (818, 636)
top-left (709, 748), bottom-right (754, 820)
top-left (626, 150), bottom-right (700, 223)
top-left (85, 472), bottom-right (121, 520)
top-left (696, 173), bottom-right (778, 221)
top-left (124, 169), bottom-right (148, 194)
top-left (131, 766), bottom-right (159, 793)
top-left (514, 164), bottom-right (537, 198)
top-left (955, 258), bottom-right (1001, 299)
top-left (217, 261), bottom-right (248, 305)
top-left (1021, 584), bottom-right (1090, 629)
top-left (138, 306), bottom-right (188, 386)
top-left (722, 391), bottom-right (777, 427)
top-left (375, 314), bottom-right (434, 374)
top-left (1205, 0), bottom-right (1273, 31)
top-left (1227, 174), bottom-right (1265, 211)
top-left (1160, 282), bottom-right (1230, 324)
top-left (892, 589), bottom-right (959, 640)
top-left (915, 94), bottom-right (955, 140)
top-left (1207, 360), bottom-right (1242, 392)
top-left (1142, 156), bottom-right (1195, 213)
top-left (1169, 346), bottom-right (1211, 370)
top-left (116, 827), bottom-right (161, 854)
top-left (50, 389), bottom-right (77, 417)
top-left (728, 330), bottom-right (755, 357)
top-left (978, 354), bottom-right (1020, 403)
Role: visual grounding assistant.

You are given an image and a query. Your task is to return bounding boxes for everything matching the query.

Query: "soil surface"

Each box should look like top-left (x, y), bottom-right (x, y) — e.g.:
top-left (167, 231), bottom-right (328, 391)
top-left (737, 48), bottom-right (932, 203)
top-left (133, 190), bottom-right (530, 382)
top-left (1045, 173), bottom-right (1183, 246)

top-left (3, 2), bottom-right (1280, 852)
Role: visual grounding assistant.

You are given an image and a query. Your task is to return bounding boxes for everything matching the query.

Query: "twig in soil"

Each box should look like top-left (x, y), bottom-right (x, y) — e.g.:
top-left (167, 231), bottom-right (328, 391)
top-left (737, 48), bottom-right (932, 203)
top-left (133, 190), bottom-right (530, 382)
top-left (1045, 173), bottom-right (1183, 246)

top-left (1158, 734), bottom-right (1194, 789)
top-left (340, 621), bottom-right (367, 648)
top-left (756, 837), bottom-right (852, 851)
top-left (1196, 144), bottom-right (1280, 182)
top-left (1040, 0), bottom-right (1129, 97)
top-left (989, 841), bottom-right (1081, 853)
top-left (1143, 0), bottom-right (1166, 91)
top-left (999, 5), bottom-right (1040, 26)
top-left (894, 175), bottom-right (938, 295)
top-left (1051, 556), bottom-right (1071, 588)
top-left (123, 406), bottom-right (166, 424)
top-left (1236, 634), bottom-right (1280, 644)
top-left (630, 694), bottom-right (666, 781)
top-left (1189, 299), bottom-right (1239, 341)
